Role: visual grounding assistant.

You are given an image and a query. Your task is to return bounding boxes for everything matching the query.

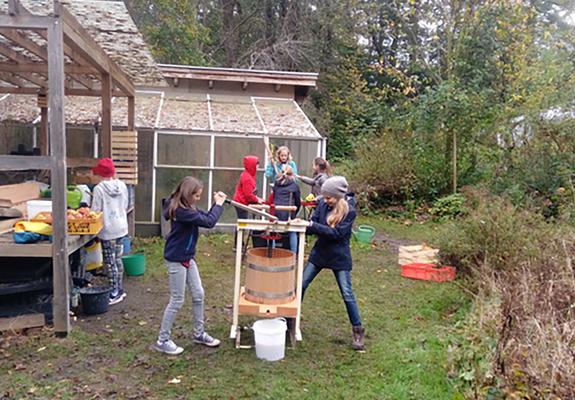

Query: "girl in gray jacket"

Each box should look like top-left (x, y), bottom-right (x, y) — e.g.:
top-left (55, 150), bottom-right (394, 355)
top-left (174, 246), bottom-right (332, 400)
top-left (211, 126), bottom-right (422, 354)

top-left (297, 157), bottom-right (332, 198)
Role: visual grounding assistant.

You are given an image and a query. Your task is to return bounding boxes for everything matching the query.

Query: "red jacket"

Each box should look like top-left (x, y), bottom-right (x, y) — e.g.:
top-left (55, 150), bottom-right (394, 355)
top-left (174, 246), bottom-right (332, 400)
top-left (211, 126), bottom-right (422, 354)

top-left (233, 156), bottom-right (259, 205)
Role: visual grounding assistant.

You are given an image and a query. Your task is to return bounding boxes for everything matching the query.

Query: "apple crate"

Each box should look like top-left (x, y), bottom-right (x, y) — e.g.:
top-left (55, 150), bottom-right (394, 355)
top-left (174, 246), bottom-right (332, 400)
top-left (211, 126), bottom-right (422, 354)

top-left (67, 214), bottom-right (103, 235)
top-left (401, 263), bottom-right (456, 282)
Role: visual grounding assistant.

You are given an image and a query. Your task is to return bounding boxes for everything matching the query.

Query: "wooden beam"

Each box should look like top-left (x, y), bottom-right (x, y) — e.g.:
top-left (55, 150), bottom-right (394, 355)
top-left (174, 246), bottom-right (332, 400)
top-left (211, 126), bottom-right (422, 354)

top-left (0, 28), bottom-right (49, 60)
top-left (127, 96), bottom-right (135, 131)
top-left (0, 313), bottom-right (45, 332)
top-left (32, 28), bottom-right (94, 69)
top-left (0, 86), bottom-right (123, 96)
top-left (0, 15), bottom-right (50, 29)
top-left (0, 42), bottom-right (35, 64)
top-left (101, 73), bottom-right (112, 157)
top-left (48, 17), bottom-right (70, 336)
top-left (16, 72), bottom-right (47, 88)
top-left (162, 69), bottom-right (318, 87)
top-left (60, 7), bottom-right (134, 96)
top-left (0, 71), bottom-right (30, 87)
top-left (0, 28), bottom-right (95, 91)
top-left (0, 63), bottom-right (97, 74)
top-left (8, 0), bottom-right (22, 16)
top-left (0, 155), bottom-right (51, 170)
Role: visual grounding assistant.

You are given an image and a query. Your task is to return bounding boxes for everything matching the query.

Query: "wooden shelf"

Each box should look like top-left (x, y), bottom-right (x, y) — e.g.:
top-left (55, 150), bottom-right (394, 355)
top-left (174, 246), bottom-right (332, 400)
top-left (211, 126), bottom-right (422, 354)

top-left (0, 232), bottom-right (95, 258)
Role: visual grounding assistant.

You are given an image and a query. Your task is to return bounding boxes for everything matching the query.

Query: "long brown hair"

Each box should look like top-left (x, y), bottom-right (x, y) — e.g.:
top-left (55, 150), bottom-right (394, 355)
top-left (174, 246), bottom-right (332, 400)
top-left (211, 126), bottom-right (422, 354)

top-left (314, 157), bottom-right (332, 177)
top-left (327, 197), bottom-right (349, 227)
top-left (167, 176), bottom-right (203, 220)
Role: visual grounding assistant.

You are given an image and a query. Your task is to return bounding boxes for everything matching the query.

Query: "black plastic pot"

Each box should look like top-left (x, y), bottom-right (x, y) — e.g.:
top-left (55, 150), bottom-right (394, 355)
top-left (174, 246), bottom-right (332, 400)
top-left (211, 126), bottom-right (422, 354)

top-left (80, 286), bottom-right (111, 315)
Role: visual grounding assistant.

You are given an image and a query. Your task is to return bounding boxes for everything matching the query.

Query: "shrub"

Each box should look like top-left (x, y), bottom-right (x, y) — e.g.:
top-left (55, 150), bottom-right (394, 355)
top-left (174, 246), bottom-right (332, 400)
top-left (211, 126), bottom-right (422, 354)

top-left (440, 195), bottom-right (575, 398)
top-left (437, 196), bottom-right (551, 274)
top-left (430, 193), bottom-right (467, 221)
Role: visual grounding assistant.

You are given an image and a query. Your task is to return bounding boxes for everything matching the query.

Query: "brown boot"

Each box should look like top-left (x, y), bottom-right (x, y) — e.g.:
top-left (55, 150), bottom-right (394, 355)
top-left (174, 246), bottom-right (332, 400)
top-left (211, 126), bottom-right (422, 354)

top-left (352, 325), bottom-right (365, 351)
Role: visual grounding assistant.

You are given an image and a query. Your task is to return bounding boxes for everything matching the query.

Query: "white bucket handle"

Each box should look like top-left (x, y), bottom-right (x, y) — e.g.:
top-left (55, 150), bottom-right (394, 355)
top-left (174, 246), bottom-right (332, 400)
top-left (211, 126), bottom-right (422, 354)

top-left (251, 317), bottom-right (287, 330)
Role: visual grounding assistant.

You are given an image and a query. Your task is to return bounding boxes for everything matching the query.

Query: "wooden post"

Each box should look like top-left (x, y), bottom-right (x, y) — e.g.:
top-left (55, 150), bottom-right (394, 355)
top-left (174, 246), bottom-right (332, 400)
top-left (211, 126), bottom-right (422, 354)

top-left (40, 106), bottom-right (48, 155)
top-left (294, 230), bottom-right (306, 341)
top-left (101, 73), bottom-right (112, 157)
top-left (230, 227), bottom-right (243, 339)
top-left (127, 96), bottom-right (135, 131)
top-left (48, 15), bottom-right (70, 337)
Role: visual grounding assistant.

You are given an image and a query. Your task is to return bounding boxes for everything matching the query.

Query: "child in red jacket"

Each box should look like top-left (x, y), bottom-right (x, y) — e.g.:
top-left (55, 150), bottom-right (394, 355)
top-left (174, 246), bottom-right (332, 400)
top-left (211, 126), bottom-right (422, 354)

top-left (232, 156), bottom-right (263, 246)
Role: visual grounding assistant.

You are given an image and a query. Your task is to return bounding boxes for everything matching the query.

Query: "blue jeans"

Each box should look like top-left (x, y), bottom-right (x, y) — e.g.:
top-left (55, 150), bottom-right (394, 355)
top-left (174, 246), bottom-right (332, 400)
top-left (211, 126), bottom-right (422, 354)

top-left (158, 259), bottom-right (205, 342)
top-left (288, 232), bottom-right (297, 253)
top-left (302, 262), bottom-right (362, 327)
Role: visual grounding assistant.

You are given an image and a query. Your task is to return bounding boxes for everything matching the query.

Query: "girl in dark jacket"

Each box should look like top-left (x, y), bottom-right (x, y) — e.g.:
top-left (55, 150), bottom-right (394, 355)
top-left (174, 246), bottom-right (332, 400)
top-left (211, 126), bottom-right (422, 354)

top-left (153, 176), bottom-right (227, 355)
top-left (302, 176), bottom-right (365, 351)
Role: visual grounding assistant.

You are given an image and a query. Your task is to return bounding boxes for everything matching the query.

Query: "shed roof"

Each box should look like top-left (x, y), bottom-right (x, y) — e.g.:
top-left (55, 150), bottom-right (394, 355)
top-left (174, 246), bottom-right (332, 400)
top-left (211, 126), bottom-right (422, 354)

top-left (159, 64), bottom-right (319, 88)
top-left (0, 92), bottom-right (322, 138)
top-left (0, 0), bottom-right (166, 88)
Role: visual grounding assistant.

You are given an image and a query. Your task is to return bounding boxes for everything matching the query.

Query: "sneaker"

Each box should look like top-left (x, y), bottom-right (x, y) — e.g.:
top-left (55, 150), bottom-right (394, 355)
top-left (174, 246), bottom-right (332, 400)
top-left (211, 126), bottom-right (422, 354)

top-left (109, 292), bottom-right (127, 306)
top-left (193, 332), bottom-right (221, 347)
top-left (152, 339), bottom-right (184, 355)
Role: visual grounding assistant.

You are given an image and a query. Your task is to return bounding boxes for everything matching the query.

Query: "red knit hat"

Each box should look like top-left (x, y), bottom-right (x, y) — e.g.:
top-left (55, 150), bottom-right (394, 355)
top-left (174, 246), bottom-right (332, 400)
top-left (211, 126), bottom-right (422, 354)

top-left (92, 158), bottom-right (115, 178)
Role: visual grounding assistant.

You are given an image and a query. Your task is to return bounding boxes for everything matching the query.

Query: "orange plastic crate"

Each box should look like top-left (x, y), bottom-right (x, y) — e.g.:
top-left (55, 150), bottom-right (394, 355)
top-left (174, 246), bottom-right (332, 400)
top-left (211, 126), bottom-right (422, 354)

top-left (401, 263), bottom-right (456, 282)
top-left (67, 214), bottom-right (103, 235)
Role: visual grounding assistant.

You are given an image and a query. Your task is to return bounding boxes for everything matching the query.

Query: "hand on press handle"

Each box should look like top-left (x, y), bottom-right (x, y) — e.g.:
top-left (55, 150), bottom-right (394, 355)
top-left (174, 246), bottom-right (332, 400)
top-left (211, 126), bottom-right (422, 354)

top-left (213, 191), bottom-right (227, 206)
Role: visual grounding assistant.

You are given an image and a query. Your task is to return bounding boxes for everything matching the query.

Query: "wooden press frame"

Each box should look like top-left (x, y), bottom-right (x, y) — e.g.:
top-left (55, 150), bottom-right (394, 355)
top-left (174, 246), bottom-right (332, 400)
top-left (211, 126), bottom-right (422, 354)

top-left (230, 218), bottom-right (308, 346)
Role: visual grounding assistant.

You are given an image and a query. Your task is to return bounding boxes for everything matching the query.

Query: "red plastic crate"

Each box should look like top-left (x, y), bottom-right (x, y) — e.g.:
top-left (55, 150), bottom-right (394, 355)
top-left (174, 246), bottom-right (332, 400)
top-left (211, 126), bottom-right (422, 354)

top-left (401, 263), bottom-right (456, 282)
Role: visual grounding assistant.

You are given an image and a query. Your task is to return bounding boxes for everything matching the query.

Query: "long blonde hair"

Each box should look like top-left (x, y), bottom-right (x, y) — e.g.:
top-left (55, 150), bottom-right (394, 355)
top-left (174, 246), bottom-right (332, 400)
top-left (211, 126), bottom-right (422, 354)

top-left (327, 197), bottom-right (349, 227)
top-left (167, 176), bottom-right (203, 220)
top-left (275, 146), bottom-right (293, 163)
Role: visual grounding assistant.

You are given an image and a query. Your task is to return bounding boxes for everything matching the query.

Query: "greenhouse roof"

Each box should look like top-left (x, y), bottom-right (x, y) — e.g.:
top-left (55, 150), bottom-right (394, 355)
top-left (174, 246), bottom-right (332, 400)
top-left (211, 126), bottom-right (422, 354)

top-left (0, 91), bottom-right (322, 138)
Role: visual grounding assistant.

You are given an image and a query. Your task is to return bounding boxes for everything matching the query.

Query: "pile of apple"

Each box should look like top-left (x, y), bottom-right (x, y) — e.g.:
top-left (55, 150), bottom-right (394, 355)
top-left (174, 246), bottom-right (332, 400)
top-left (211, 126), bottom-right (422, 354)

top-left (67, 207), bottom-right (101, 221)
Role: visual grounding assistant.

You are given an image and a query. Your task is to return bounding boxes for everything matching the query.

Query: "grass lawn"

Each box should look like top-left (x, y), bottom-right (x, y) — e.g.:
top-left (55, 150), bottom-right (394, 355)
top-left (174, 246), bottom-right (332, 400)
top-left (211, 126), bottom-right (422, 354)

top-left (0, 217), bottom-right (468, 399)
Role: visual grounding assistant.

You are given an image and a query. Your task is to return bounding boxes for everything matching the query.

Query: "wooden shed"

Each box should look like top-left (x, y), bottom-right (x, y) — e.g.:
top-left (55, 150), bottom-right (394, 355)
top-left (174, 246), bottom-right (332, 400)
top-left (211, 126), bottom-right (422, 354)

top-left (0, 0), bottom-right (163, 335)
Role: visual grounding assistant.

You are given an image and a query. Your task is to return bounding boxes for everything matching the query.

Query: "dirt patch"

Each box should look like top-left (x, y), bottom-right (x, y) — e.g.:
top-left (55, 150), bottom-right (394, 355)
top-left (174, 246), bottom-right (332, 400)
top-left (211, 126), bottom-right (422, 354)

top-left (75, 274), bottom-right (163, 334)
top-left (373, 233), bottom-right (418, 254)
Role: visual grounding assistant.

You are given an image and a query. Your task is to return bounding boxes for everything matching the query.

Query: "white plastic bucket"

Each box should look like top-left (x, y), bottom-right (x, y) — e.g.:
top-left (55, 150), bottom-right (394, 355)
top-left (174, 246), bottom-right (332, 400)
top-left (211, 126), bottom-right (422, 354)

top-left (253, 318), bottom-right (287, 361)
top-left (26, 200), bottom-right (52, 220)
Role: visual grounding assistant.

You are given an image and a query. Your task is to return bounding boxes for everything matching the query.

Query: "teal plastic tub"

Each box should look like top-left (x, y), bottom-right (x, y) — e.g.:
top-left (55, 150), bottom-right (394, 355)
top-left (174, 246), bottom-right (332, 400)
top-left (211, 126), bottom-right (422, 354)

top-left (122, 253), bottom-right (145, 276)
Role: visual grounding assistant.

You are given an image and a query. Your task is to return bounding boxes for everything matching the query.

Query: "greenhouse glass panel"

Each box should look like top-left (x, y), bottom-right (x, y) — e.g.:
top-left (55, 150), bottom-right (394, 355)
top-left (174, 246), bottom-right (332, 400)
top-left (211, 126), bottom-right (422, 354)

top-left (136, 130), bottom-right (154, 221)
top-left (67, 127), bottom-right (94, 158)
top-left (214, 137), bottom-right (265, 168)
top-left (157, 134), bottom-right (210, 166)
top-left (213, 170), bottom-right (265, 224)
top-left (154, 168), bottom-right (209, 221)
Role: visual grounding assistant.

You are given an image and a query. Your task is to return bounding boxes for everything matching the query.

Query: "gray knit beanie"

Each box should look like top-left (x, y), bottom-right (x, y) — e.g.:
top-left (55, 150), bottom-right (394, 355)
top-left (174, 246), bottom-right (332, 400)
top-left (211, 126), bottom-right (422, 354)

top-left (321, 176), bottom-right (348, 199)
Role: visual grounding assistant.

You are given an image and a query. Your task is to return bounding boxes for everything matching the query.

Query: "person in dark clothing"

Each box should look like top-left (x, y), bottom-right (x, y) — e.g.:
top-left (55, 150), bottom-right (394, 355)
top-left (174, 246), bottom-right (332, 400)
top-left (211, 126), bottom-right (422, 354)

top-left (272, 165), bottom-right (301, 253)
top-left (153, 176), bottom-right (227, 355)
top-left (232, 155), bottom-right (263, 248)
top-left (301, 176), bottom-right (366, 351)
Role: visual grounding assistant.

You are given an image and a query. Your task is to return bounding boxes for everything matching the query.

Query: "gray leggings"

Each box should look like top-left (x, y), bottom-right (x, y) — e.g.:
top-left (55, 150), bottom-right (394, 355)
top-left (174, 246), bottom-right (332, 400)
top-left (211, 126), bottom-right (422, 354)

top-left (158, 259), bottom-right (205, 342)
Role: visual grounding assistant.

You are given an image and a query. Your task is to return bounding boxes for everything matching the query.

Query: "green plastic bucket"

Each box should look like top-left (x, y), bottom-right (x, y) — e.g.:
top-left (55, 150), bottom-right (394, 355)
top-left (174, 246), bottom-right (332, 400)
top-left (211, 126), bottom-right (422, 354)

top-left (122, 253), bottom-right (146, 276)
top-left (353, 225), bottom-right (376, 244)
